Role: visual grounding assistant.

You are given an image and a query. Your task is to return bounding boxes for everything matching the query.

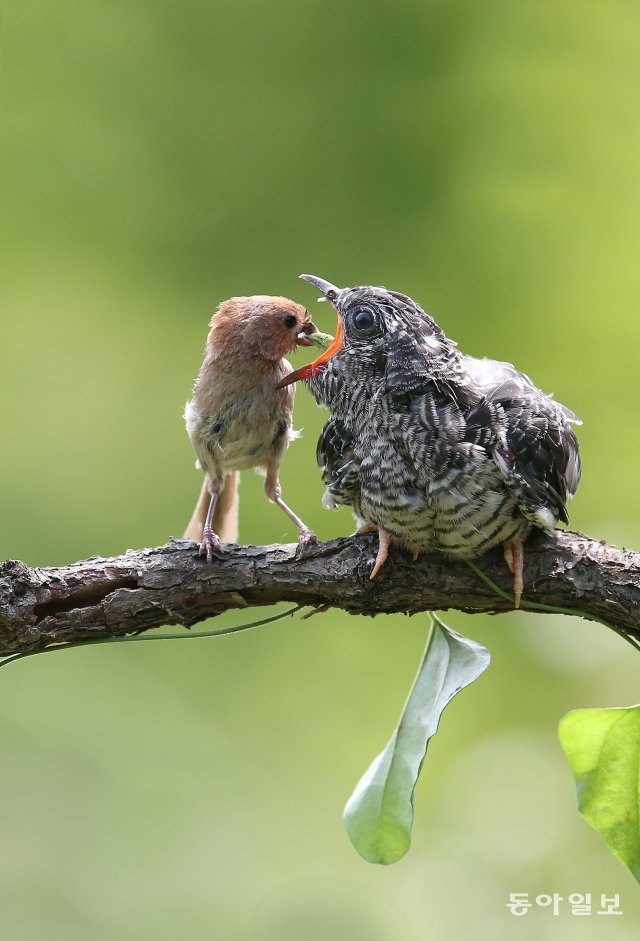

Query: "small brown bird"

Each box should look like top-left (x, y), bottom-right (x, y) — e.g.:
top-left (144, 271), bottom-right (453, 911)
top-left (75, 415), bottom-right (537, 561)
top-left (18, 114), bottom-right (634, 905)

top-left (184, 295), bottom-right (320, 560)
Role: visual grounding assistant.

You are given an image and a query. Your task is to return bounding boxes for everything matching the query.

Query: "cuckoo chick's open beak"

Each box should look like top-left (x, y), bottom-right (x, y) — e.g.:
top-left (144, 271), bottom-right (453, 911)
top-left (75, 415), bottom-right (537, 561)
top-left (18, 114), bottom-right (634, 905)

top-left (277, 318), bottom-right (344, 387)
top-left (298, 273), bottom-right (341, 301)
top-left (277, 273), bottom-right (345, 388)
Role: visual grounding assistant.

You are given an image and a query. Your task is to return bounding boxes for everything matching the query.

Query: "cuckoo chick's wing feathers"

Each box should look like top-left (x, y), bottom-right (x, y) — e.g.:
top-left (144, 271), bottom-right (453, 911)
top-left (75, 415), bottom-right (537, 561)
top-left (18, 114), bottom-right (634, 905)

top-left (466, 355), bottom-right (581, 527)
top-left (316, 417), bottom-right (361, 509)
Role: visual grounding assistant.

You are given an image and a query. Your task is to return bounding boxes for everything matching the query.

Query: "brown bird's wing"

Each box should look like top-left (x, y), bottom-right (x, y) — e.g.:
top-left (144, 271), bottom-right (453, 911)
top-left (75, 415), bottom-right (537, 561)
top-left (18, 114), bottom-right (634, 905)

top-left (316, 417), bottom-right (361, 509)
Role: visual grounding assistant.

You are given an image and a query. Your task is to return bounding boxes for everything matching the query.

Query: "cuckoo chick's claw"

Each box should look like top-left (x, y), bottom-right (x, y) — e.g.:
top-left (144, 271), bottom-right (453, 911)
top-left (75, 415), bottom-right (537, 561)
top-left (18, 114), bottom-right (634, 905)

top-left (200, 526), bottom-right (224, 563)
top-left (370, 528), bottom-right (392, 580)
top-left (503, 539), bottom-right (524, 608)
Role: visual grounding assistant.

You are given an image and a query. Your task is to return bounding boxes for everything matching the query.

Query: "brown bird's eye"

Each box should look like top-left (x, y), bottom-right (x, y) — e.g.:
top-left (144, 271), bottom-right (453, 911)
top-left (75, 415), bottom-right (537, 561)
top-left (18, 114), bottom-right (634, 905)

top-left (282, 315), bottom-right (297, 329)
top-left (326, 289), bottom-right (337, 300)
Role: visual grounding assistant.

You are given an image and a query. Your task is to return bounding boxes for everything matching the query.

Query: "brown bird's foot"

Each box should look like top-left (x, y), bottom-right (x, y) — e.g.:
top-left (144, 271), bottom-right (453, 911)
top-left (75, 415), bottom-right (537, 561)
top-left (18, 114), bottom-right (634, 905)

top-left (410, 544), bottom-right (419, 562)
top-left (503, 539), bottom-right (524, 608)
top-left (295, 528), bottom-right (318, 559)
top-left (355, 520), bottom-right (377, 535)
top-left (370, 528), bottom-right (393, 580)
top-left (199, 526), bottom-right (224, 563)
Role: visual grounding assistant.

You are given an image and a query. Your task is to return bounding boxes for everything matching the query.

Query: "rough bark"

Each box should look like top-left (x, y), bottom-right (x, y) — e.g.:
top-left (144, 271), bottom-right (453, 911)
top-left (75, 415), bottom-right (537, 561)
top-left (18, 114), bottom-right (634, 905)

top-left (0, 530), bottom-right (639, 658)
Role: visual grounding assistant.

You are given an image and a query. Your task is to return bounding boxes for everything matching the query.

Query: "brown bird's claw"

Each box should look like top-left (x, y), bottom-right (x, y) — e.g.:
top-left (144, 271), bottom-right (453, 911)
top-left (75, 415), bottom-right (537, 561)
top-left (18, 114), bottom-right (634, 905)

top-left (200, 526), bottom-right (224, 563)
top-left (295, 529), bottom-right (318, 559)
top-left (503, 539), bottom-right (524, 608)
top-left (370, 528), bottom-right (392, 579)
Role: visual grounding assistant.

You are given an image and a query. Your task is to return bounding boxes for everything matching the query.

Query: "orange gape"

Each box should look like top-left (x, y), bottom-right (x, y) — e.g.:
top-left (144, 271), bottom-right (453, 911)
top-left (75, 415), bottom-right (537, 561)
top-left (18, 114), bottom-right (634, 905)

top-left (277, 317), bottom-right (344, 388)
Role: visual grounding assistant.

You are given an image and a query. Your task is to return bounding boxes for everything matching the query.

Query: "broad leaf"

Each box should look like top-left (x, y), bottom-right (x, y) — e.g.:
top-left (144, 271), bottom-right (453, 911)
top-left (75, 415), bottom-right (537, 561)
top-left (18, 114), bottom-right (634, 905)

top-left (344, 617), bottom-right (490, 864)
top-left (559, 705), bottom-right (640, 883)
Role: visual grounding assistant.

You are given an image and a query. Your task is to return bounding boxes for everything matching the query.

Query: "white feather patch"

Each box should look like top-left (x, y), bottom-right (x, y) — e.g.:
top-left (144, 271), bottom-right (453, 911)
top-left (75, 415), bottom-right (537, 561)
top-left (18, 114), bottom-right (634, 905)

top-left (534, 507), bottom-right (555, 529)
top-left (322, 490), bottom-right (339, 510)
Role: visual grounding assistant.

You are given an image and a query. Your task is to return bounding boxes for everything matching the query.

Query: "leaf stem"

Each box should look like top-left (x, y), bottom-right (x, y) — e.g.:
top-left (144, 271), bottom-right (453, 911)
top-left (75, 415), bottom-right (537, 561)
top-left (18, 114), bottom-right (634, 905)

top-left (464, 559), bottom-right (640, 654)
top-left (0, 604), bottom-right (305, 671)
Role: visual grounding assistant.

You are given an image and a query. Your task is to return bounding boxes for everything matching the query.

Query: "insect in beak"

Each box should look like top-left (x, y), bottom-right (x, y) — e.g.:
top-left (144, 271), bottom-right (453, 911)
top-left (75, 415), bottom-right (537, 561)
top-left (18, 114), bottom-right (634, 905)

top-left (294, 315), bottom-right (323, 347)
top-left (277, 319), bottom-right (344, 387)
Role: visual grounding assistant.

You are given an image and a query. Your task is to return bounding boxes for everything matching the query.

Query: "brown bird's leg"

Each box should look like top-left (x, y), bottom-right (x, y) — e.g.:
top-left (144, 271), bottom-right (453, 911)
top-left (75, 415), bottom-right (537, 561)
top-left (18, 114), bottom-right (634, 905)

top-left (410, 545), bottom-right (419, 562)
top-left (370, 527), bottom-right (393, 580)
top-left (200, 485), bottom-right (223, 562)
top-left (503, 539), bottom-right (524, 608)
top-left (185, 473), bottom-right (239, 543)
top-left (265, 469), bottom-right (317, 553)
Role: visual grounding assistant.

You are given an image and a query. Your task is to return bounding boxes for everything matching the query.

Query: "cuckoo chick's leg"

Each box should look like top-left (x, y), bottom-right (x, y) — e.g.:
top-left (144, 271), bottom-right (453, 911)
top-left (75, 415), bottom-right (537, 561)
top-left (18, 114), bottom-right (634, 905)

top-left (355, 521), bottom-right (377, 535)
top-left (265, 469), bottom-right (317, 553)
top-left (503, 539), bottom-right (524, 608)
top-left (370, 527), bottom-right (393, 580)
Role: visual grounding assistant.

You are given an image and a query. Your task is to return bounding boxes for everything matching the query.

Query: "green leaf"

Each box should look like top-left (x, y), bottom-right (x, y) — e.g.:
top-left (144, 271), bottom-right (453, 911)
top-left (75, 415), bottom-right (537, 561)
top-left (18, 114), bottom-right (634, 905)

top-left (559, 705), bottom-right (640, 883)
top-left (343, 616), bottom-right (490, 865)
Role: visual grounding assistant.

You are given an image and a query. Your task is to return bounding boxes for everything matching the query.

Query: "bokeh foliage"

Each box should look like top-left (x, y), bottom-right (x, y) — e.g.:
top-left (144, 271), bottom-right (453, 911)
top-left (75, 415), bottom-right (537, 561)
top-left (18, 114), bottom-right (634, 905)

top-left (2, 1), bottom-right (640, 937)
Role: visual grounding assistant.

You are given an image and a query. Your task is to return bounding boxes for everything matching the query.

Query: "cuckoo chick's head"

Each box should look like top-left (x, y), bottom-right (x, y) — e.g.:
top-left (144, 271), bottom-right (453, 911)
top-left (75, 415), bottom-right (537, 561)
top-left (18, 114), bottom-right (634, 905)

top-left (277, 275), bottom-right (448, 387)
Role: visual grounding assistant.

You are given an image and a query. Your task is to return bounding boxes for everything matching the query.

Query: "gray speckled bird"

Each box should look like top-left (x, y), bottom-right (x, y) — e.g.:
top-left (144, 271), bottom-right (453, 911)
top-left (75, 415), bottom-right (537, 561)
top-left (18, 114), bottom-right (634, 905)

top-left (278, 275), bottom-right (582, 606)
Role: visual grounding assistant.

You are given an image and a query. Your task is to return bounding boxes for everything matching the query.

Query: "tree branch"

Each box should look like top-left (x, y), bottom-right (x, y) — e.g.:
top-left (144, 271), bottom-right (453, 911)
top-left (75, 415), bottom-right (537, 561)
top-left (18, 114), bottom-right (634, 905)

top-left (1, 530), bottom-right (639, 658)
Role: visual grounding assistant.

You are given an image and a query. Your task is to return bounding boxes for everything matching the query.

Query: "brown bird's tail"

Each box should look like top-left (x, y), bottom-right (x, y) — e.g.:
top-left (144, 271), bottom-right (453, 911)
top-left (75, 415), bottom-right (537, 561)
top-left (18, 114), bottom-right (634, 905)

top-left (183, 472), bottom-right (240, 543)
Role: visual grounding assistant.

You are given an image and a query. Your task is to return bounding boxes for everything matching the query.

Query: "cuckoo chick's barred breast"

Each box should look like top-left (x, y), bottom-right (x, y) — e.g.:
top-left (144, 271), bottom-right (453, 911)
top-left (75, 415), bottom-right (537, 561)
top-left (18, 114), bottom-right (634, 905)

top-left (309, 286), bottom-right (580, 559)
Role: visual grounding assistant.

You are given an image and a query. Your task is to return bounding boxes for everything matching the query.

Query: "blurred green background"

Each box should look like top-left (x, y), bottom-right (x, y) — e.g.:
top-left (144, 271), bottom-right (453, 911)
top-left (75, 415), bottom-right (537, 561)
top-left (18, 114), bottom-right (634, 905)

top-left (2, 0), bottom-right (640, 937)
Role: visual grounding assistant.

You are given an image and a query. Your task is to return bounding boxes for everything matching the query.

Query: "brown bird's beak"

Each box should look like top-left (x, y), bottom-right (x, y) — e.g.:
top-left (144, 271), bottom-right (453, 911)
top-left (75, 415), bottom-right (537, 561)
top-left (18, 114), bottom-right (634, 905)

top-left (277, 274), bottom-right (344, 388)
top-left (296, 319), bottom-right (320, 347)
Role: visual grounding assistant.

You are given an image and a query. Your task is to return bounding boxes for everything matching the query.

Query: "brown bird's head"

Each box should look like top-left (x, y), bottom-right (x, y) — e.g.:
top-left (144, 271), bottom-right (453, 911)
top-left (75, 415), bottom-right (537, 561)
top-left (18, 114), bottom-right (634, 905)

top-left (207, 296), bottom-right (318, 363)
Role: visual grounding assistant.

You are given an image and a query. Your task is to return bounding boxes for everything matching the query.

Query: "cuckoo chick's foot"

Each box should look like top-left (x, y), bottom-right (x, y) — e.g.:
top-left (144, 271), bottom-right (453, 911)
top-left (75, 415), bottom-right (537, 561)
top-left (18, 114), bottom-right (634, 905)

top-left (503, 539), bottom-right (524, 608)
top-left (355, 521), bottom-right (377, 536)
top-left (369, 528), bottom-right (393, 580)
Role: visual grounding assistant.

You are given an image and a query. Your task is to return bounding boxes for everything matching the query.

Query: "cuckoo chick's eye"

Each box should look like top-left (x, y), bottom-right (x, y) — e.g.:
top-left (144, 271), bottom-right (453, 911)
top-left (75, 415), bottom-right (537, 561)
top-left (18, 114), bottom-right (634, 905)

top-left (282, 315), bottom-right (297, 329)
top-left (354, 310), bottom-right (373, 330)
top-left (351, 308), bottom-right (379, 336)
